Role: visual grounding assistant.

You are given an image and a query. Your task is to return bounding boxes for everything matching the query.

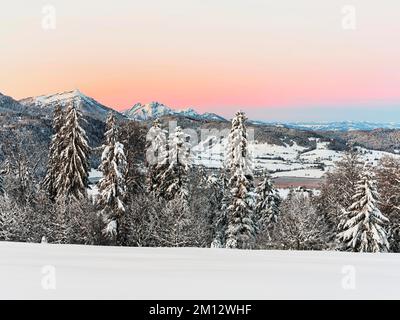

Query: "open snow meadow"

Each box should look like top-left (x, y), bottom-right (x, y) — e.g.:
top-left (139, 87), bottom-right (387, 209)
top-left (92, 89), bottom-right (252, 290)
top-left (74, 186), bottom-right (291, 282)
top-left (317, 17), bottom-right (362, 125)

top-left (1, 241), bottom-right (400, 300)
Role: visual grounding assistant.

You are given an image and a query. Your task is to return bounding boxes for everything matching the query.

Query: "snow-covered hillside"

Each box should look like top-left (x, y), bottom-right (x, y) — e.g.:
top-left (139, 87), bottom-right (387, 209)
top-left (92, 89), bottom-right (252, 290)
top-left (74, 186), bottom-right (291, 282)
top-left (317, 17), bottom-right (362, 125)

top-left (1, 242), bottom-right (400, 299)
top-left (194, 138), bottom-right (400, 180)
top-left (0, 92), bottom-right (29, 113)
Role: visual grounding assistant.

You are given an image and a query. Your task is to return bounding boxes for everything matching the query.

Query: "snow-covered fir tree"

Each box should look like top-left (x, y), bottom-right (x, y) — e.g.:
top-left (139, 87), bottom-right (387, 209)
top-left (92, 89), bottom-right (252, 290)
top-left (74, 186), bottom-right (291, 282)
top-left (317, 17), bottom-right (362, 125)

top-left (317, 148), bottom-right (363, 241)
top-left (97, 112), bottom-right (127, 241)
top-left (42, 105), bottom-right (64, 200)
top-left (224, 111), bottom-right (256, 249)
top-left (55, 102), bottom-right (90, 202)
top-left (157, 126), bottom-right (191, 201)
top-left (337, 165), bottom-right (390, 252)
top-left (145, 119), bottom-right (167, 193)
top-left (254, 173), bottom-right (281, 233)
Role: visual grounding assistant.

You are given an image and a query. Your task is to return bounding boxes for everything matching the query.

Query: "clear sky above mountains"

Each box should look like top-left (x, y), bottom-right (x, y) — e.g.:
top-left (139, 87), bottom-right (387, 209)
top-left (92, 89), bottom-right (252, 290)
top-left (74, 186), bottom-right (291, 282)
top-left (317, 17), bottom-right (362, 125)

top-left (1, 0), bottom-right (399, 121)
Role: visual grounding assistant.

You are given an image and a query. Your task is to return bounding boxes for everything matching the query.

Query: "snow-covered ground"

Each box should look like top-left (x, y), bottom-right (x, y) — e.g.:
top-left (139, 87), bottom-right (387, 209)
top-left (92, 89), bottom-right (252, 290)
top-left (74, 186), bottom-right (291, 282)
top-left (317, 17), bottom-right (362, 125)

top-left (194, 139), bottom-right (400, 180)
top-left (88, 139), bottom-right (400, 194)
top-left (272, 169), bottom-right (325, 179)
top-left (1, 241), bottom-right (400, 299)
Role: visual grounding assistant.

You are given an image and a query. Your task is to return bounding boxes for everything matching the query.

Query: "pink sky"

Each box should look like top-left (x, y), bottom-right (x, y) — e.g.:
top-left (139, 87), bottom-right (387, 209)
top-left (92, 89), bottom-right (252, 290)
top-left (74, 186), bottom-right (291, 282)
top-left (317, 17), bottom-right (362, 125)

top-left (1, 0), bottom-right (399, 120)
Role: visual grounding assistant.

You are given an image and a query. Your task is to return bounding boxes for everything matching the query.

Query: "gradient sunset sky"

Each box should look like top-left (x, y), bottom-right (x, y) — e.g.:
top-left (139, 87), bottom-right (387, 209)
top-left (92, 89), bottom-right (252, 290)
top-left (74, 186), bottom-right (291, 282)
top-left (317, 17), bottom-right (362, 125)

top-left (1, 0), bottom-right (399, 121)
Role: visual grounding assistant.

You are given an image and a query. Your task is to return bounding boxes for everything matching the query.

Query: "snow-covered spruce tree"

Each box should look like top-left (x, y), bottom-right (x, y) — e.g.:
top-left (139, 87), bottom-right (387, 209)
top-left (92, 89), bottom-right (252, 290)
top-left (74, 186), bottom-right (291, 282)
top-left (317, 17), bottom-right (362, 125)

top-left (337, 166), bottom-right (390, 253)
top-left (224, 111), bottom-right (256, 249)
top-left (157, 126), bottom-right (191, 201)
top-left (97, 112), bottom-right (127, 242)
top-left (254, 173), bottom-right (281, 234)
top-left (42, 105), bottom-right (64, 200)
top-left (317, 148), bottom-right (363, 241)
top-left (145, 119), bottom-right (167, 194)
top-left (55, 102), bottom-right (90, 202)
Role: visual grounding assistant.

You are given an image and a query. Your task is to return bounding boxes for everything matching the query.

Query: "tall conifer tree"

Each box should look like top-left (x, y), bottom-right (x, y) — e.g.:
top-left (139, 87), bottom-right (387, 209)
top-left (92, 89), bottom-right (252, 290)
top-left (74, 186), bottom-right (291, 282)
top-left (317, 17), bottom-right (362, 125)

top-left (97, 112), bottom-right (127, 241)
top-left (43, 105), bottom-right (64, 200)
top-left (55, 102), bottom-right (90, 202)
top-left (338, 166), bottom-right (390, 252)
top-left (225, 111), bottom-right (256, 249)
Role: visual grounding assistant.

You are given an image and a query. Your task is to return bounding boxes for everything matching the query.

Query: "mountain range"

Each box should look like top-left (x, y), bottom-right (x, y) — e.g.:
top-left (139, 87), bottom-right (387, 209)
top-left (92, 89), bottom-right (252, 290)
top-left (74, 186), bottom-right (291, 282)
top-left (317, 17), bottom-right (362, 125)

top-left (1, 89), bottom-right (399, 132)
top-left (123, 101), bottom-right (226, 122)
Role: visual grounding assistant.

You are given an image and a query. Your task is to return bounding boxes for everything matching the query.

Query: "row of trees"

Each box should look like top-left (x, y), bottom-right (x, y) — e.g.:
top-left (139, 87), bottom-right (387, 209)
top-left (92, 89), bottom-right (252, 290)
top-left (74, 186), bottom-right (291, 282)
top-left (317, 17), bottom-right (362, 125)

top-left (0, 106), bottom-right (281, 248)
top-left (0, 104), bottom-right (399, 253)
top-left (147, 112), bottom-right (283, 249)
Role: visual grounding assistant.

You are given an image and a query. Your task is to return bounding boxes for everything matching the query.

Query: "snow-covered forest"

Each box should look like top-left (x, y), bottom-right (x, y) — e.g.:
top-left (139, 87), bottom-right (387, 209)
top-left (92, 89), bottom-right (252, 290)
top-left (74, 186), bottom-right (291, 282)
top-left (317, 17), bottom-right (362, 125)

top-left (1, 102), bottom-right (399, 253)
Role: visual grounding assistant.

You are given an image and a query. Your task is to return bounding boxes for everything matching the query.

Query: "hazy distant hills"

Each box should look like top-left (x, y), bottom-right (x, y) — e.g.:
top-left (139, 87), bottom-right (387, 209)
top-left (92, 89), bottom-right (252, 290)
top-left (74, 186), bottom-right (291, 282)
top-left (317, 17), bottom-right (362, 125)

top-left (276, 121), bottom-right (400, 132)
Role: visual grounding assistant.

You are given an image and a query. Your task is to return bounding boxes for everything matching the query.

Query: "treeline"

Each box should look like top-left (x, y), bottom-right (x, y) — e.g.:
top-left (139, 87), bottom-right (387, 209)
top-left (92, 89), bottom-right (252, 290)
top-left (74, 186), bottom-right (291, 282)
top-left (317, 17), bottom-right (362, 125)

top-left (0, 104), bottom-right (399, 253)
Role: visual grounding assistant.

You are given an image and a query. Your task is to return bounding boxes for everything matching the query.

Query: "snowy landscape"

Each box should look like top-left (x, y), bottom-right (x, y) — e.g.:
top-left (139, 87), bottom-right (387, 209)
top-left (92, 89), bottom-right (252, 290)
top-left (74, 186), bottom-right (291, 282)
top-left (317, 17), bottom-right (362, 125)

top-left (0, 90), bottom-right (400, 252)
top-left (2, 0), bottom-right (400, 304)
top-left (3, 73), bottom-right (400, 304)
top-left (195, 138), bottom-right (400, 180)
top-left (1, 89), bottom-right (400, 300)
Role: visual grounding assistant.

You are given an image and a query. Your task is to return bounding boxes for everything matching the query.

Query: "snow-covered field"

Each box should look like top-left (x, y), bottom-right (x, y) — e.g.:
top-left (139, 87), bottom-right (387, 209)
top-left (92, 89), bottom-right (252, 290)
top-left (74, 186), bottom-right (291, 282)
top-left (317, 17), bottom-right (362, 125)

top-left (1, 241), bottom-right (400, 299)
top-left (195, 139), bottom-right (400, 180)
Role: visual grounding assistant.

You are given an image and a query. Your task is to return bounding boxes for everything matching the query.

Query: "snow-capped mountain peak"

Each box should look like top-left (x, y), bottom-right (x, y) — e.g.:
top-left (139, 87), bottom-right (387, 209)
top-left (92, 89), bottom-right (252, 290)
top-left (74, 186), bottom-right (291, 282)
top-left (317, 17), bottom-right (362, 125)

top-left (123, 102), bottom-right (226, 122)
top-left (124, 102), bottom-right (173, 120)
top-left (176, 107), bottom-right (201, 118)
top-left (19, 89), bottom-right (120, 121)
top-left (20, 89), bottom-right (94, 108)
